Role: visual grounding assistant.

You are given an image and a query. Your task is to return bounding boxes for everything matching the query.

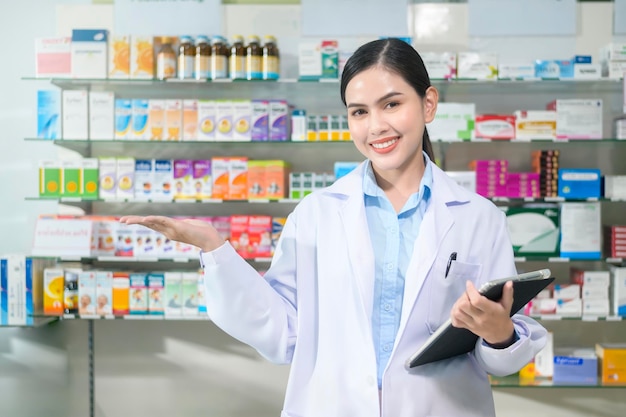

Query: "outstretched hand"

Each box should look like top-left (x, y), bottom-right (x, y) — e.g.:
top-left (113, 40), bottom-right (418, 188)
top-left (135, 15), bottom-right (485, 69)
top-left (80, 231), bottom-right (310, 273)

top-left (119, 215), bottom-right (225, 253)
top-left (450, 280), bottom-right (515, 346)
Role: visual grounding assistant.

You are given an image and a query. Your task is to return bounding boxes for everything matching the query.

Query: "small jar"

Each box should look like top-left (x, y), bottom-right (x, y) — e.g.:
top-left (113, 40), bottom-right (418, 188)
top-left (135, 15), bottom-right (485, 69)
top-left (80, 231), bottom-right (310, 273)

top-left (229, 34), bottom-right (246, 80)
top-left (210, 35), bottom-right (228, 80)
top-left (194, 35), bottom-right (211, 80)
top-left (246, 35), bottom-right (262, 80)
top-left (262, 35), bottom-right (279, 80)
top-left (156, 36), bottom-right (176, 80)
top-left (177, 35), bottom-right (195, 79)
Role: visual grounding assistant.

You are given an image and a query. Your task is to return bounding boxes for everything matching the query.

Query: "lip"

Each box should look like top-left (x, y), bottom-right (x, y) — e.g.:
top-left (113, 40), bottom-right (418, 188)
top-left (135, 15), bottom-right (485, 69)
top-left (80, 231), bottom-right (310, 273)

top-left (369, 136), bottom-right (399, 145)
top-left (369, 136), bottom-right (400, 154)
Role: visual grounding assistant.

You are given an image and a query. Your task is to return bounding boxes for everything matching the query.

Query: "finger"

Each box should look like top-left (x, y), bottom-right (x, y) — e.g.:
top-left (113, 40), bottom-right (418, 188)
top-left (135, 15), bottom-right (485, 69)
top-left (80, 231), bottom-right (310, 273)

top-left (500, 280), bottom-right (514, 314)
top-left (465, 280), bottom-right (486, 313)
top-left (119, 215), bottom-right (145, 224)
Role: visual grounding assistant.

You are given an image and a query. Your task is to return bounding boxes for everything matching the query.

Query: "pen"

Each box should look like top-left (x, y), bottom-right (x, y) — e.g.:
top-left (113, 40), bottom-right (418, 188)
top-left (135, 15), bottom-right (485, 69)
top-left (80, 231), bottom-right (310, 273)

top-left (445, 252), bottom-right (457, 278)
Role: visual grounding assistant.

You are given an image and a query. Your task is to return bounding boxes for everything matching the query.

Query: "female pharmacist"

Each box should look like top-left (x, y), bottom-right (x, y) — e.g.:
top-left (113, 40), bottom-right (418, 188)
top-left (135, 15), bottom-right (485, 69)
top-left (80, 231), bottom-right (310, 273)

top-left (121, 38), bottom-right (547, 417)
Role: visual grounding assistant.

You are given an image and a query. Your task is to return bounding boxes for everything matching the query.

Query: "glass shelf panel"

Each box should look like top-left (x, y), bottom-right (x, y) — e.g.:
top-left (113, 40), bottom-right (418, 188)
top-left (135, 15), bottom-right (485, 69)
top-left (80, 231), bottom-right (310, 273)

top-left (490, 375), bottom-right (626, 388)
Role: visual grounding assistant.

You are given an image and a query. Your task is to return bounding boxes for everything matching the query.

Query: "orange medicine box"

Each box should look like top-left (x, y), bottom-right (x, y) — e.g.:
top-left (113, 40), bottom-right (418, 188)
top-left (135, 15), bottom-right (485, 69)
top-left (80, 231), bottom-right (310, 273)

top-left (43, 268), bottom-right (65, 316)
top-left (227, 156), bottom-right (248, 200)
top-left (112, 272), bottom-right (130, 315)
top-left (595, 343), bottom-right (626, 384)
top-left (247, 160), bottom-right (266, 200)
top-left (211, 157), bottom-right (229, 199)
top-left (265, 160), bottom-right (290, 199)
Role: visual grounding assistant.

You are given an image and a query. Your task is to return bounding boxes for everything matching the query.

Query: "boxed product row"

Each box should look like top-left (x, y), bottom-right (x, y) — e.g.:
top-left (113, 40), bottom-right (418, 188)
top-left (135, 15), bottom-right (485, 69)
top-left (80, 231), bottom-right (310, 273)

top-left (418, 43), bottom-right (625, 80)
top-left (42, 267), bottom-right (208, 318)
top-left (428, 99), bottom-right (613, 141)
top-left (37, 90), bottom-right (293, 142)
top-left (0, 256), bottom-right (57, 326)
top-left (38, 157), bottom-right (292, 201)
top-left (498, 202), bottom-right (607, 260)
top-left (458, 153), bottom-right (626, 200)
top-left (35, 30), bottom-right (283, 81)
top-left (524, 267), bottom-right (626, 318)
top-left (32, 214), bottom-right (288, 260)
top-left (525, 333), bottom-right (626, 385)
top-left (38, 157), bottom-right (355, 201)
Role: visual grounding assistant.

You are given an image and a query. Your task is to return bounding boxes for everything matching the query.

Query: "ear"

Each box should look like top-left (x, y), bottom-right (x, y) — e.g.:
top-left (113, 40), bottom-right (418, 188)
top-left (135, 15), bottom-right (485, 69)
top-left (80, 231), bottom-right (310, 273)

top-left (423, 86), bottom-right (439, 124)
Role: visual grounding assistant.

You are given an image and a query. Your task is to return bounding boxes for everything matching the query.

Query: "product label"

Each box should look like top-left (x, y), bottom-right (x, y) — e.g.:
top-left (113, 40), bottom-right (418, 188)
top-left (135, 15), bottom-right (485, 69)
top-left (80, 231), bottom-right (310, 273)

top-left (157, 55), bottom-right (176, 79)
top-left (263, 56), bottom-right (279, 80)
top-left (229, 56), bottom-right (246, 79)
top-left (211, 56), bottom-right (227, 79)
top-left (178, 55), bottom-right (194, 79)
top-left (247, 56), bottom-right (262, 79)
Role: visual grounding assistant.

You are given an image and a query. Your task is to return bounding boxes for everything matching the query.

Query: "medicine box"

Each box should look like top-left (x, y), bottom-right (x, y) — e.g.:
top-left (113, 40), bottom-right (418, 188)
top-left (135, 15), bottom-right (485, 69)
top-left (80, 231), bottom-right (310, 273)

top-left (553, 351), bottom-right (598, 385)
top-left (558, 169), bottom-right (601, 199)
top-left (37, 90), bottom-right (61, 139)
top-left (71, 29), bottom-right (108, 79)
top-left (502, 206), bottom-right (560, 257)
top-left (35, 37), bottom-right (71, 77)
top-left (596, 343), bottom-right (626, 384)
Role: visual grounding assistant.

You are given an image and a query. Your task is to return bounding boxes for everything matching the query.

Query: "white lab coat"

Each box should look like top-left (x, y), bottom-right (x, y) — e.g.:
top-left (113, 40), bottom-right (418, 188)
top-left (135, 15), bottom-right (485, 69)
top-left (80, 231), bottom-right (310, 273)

top-left (201, 161), bottom-right (547, 417)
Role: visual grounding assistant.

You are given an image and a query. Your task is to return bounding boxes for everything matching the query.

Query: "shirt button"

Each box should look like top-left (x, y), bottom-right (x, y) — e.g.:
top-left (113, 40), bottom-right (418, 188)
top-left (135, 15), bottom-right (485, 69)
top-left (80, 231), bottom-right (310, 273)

top-left (383, 344), bottom-right (392, 352)
top-left (384, 303), bottom-right (392, 311)
top-left (390, 227), bottom-right (397, 234)
top-left (386, 263), bottom-right (393, 271)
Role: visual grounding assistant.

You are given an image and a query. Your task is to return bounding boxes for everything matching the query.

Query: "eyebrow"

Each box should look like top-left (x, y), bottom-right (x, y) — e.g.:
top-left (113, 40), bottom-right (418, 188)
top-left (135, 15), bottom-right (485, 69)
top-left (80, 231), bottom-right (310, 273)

top-left (346, 91), bottom-right (404, 108)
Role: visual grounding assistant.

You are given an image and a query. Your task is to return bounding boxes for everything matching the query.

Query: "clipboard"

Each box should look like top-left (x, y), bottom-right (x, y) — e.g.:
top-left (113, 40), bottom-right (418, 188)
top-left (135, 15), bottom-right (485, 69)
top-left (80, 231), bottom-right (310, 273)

top-left (406, 268), bottom-right (554, 369)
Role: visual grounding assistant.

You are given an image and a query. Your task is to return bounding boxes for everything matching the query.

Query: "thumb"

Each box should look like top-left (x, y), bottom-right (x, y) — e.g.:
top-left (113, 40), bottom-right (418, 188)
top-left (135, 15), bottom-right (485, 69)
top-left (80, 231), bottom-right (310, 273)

top-left (501, 280), bottom-right (514, 314)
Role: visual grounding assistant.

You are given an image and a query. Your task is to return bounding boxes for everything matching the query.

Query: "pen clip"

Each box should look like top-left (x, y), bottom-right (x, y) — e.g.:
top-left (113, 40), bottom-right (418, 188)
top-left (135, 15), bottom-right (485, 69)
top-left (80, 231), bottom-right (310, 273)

top-left (445, 252), bottom-right (457, 278)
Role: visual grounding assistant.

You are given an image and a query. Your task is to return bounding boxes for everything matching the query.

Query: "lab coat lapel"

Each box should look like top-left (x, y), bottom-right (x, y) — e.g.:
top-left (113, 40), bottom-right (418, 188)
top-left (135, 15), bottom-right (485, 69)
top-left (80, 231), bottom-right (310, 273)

top-left (332, 163), bottom-right (375, 323)
top-left (398, 166), bottom-right (455, 335)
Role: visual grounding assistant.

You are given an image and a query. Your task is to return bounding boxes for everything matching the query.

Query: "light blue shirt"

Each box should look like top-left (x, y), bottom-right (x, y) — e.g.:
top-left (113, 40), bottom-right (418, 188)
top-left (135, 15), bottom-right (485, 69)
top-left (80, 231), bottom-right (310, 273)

top-left (363, 153), bottom-right (433, 388)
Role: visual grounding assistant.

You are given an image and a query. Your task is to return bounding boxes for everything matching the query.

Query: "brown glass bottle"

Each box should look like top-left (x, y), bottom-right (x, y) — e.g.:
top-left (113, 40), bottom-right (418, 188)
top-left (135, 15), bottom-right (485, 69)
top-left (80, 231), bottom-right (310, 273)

top-left (246, 35), bottom-right (262, 80)
top-left (229, 34), bottom-right (246, 80)
top-left (210, 35), bottom-right (228, 79)
top-left (157, 36), bottom-right (176, 80)
top-left (177, 35), bottom-right (194, 79)
top-left (194, 35), bottom-right (211, 80)
top-left (262, 35), bottom-right (279, 80)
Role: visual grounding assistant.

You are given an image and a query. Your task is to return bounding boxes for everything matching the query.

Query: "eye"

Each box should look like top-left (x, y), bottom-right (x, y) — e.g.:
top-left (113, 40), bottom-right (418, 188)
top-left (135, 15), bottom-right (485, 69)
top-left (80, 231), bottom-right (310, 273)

top-left (350, 108), bottom-right (366, 117)
top-left (385, 101), bottom-right (400, 109)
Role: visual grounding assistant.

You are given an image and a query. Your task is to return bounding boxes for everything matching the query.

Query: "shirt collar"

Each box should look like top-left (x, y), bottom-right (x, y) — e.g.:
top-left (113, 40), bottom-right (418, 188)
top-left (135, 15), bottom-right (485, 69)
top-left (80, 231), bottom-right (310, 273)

top-left (363, 151), bottom-right (433, 201)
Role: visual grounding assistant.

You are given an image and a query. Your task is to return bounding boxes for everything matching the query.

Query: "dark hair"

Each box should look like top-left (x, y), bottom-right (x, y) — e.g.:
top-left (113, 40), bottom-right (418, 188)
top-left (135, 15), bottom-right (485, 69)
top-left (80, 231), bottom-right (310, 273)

top-left (340, 38), bottom-right (434, 161)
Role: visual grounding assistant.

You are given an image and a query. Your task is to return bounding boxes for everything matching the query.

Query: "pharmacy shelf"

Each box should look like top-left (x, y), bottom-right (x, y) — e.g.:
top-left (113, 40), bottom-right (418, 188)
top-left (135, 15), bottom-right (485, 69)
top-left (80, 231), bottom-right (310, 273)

top-left (33, 255), bottom-right (273, 264)
top-left (31, 254), bottom-right (619, 265)
top-left (22, 76), bottom-right (623, 90)
top-left (25, 196), bottom-right (626, 205)
top-left (0, 317), bottom-right (59, 328)
top-left (532, 315), bottom-right (623, 322)
top-left (513, 256), bottom-right (624, 264)
top-left (45, 312), bottom-right (624, 323)
top-left (26, 196), bottom-right (300, 204)
top-left (489, 375), bottom-right (626, 389)
top-left (59, 313), bottom-right (211, 321)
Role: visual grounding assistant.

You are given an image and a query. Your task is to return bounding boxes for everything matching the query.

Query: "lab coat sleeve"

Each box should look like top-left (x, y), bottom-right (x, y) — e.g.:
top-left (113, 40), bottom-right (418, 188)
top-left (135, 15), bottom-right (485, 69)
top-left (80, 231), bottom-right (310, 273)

top-left (472, 210), bottom-right (548, 376)
top-left (200, 213), bottom-right (299, 365)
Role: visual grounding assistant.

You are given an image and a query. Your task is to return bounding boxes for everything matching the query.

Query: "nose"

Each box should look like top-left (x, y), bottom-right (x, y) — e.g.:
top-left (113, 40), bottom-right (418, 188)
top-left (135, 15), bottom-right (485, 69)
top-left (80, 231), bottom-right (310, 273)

top-left (368, 109), bottom-right (390, 137)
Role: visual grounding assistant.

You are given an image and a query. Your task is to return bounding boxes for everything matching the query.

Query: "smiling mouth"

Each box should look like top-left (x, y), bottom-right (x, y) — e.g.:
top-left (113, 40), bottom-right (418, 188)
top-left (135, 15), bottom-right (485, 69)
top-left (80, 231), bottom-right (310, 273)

top-left (371, 137), bottom-right (399, 149)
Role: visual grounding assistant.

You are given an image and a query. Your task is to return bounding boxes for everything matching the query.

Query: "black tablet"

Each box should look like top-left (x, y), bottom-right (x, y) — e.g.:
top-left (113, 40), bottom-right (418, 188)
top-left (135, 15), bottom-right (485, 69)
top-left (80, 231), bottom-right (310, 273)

top-left (406, 268), bottom-right (554, 369)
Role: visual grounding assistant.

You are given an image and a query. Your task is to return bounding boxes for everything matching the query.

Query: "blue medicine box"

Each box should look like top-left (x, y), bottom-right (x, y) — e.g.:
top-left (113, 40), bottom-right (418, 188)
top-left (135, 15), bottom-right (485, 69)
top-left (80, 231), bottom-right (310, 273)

top-left (553, 355), bottom-right (598, 385)
top-left (558, 169), bottom-right (602, 199)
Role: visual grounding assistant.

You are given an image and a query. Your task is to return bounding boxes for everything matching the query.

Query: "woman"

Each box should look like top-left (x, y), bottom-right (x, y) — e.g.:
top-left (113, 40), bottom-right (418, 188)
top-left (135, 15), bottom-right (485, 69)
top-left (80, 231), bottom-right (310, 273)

top-left (121, 38), bottom-right (547, 417)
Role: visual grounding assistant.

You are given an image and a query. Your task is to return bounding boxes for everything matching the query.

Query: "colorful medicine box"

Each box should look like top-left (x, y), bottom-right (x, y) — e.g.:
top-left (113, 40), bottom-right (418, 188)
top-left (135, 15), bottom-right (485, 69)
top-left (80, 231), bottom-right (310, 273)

top-left (558, 169), bottom-right (601, 199)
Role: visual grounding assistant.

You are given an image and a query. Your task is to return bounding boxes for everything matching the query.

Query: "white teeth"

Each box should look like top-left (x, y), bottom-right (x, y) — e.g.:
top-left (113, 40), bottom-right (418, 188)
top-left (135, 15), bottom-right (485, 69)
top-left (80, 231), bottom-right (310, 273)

top-left (371, 138), bottom-right (398, 149)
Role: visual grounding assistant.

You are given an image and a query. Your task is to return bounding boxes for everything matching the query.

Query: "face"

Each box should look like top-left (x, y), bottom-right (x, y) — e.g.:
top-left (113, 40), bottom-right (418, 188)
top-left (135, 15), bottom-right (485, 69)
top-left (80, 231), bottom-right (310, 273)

top-left (345, 66), bottom-right (437, 176)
